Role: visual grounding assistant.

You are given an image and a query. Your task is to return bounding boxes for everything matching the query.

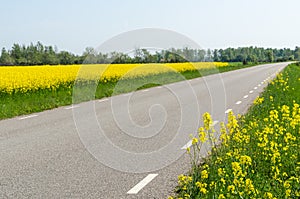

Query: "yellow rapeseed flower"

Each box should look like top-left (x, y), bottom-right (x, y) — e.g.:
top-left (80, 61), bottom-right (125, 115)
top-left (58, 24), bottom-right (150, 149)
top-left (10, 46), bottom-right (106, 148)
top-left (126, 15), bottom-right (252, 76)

top-left (192, 137), bottom-right (198, 145)
top-left (0, 62), bottom-right (229, 94)
top-left (201, 170), bottom-right (209, 179)
top-left (218, 194), bottom-right (225, 199)
top-left (227, 185), bottom-right (235, 194)
top-left (253, 97), bottom-right (264, 105)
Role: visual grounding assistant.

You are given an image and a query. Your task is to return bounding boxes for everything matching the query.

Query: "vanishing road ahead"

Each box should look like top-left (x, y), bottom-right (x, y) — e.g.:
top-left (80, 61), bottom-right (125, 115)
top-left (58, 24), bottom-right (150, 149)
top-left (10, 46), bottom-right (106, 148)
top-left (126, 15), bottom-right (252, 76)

top-left (0, 62), bottom-right (289, 198)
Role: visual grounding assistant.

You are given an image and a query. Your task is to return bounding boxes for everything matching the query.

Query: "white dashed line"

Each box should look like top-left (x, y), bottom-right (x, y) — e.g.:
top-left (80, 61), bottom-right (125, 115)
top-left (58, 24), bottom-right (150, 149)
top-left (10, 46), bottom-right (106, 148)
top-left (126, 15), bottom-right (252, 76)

top-left (249, 90), bottom-right (254, 94)
top-left (236, 101), bottom-right (242, 105)
top-left (98, 98), bottom-right (109, 102)
top-left (157, 86), bottom-right (162, 89)
top-left (261, 82), bottom-right (264, 84)
top-left (225, 109), bottom-right (232, 114)
top-left (127, 174), bottom-right (158, 194)
top-left (212, 120), bottom-right (219, 126)
top-left (142, 89), bottom-right (149, 92)
top-left (181, 140), bottom-right (193, 150)
top-left (243, 95), bottom-right (248, 99)
top-left (254, 87), bottom-right (258, 90)
top-left (258, 84), bottom-right (261, 87)
top-left (64, 105), bottom-right (79, 110)
top-left (18, 114), bottom-right (38, 120)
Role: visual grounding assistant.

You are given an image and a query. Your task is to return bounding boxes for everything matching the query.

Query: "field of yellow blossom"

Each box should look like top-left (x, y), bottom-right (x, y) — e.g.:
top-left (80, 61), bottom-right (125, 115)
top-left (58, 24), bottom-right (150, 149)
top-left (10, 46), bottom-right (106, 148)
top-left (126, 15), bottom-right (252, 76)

top-left (172, 63), bottom-right (300, 199)
top-left (0, 62), bottom-right (247, 119)
top-left (0, 62), bottom-right (228, 94)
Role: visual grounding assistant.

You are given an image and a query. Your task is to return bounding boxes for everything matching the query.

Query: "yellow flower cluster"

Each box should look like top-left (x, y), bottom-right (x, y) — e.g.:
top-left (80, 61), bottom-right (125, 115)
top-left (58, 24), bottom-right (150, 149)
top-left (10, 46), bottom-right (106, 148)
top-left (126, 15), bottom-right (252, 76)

top-left (271, 73), bottom-right (289, 91)
top-left (174, 68), bottom-right (300, 198)
top-left (0, 62), bottom-right (228, 94)
top-left (253, 96), bottom-right (264, 105)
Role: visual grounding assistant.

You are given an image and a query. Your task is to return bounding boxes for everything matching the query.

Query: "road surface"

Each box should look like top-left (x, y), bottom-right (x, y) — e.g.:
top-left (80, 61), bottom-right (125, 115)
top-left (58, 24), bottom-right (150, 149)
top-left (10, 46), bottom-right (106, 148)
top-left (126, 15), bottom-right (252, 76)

top-left (0, 62), bottom-right (289, 198)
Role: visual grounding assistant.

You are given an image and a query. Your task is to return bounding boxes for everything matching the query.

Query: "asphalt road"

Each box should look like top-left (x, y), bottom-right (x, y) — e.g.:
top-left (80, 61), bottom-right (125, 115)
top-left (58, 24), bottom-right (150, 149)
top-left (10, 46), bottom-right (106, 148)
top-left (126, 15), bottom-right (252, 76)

top-left (0, 62), bottom-right (290, 198)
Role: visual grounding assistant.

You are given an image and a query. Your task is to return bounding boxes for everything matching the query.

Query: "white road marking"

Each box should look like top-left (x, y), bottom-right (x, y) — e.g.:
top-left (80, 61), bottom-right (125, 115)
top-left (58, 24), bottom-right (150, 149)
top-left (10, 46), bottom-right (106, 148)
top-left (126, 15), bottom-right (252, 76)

top-left (249, 90), bottom-right (254, 94)
top-left (98, 98), bottom-right (109, 102)
top-left (254, 87), bottom-right (258, 90)
top-left (261, 82), bottom-right (264, 84)
top-left (236, 101), bottom-right (242, 105)
top-left (127, 174), bottom-right (158, 194)
top-left (18, 114), bottom-right (38, 120)
top-left (64, 105), bottom-right (79, 110)
top-left (243, 95), bottom-right (248, 99)
top-left (258, 84), bottom-right (261, 87)
top-left (181, 140), bottom-right (193, 150)
top-left (142, 89), bottom-right (149, 92)
top-left (225, 109), bottom-right (232, 114)
top-left (157, 86), bottom-right (162, 89)
top-left (212, 120), bottom-right (219, 126)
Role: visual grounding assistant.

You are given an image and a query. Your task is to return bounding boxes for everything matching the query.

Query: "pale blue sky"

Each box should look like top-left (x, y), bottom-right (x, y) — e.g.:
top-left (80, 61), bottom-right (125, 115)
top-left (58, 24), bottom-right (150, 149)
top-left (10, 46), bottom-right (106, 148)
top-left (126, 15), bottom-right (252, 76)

top-left (1, 0), bottom-right (300, 54)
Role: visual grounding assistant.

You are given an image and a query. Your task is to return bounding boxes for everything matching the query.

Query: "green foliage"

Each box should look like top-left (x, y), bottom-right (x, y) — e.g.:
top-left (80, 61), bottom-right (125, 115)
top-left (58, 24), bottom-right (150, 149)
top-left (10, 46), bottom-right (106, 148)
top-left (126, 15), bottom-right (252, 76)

top-left (215, 47), bottom-right (298, 63)
top-left (1, 43), bottom-right (300, 66)
top-left (0, 42), bottom-right (81, 66)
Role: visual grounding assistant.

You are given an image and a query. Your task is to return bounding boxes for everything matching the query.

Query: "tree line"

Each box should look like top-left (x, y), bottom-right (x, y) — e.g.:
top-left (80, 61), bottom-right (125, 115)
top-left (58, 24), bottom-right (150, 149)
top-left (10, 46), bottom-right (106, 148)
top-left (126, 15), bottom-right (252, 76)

top-left (1, 42), bottom-right (300, 66)
top-left (0, 42), bottom-right (83, 65)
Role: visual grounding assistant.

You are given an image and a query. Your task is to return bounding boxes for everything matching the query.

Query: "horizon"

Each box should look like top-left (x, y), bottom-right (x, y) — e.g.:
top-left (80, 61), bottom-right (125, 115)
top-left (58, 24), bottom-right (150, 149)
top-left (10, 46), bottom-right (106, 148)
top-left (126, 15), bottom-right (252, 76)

top-left (1, 42), bottom-right (299, 56)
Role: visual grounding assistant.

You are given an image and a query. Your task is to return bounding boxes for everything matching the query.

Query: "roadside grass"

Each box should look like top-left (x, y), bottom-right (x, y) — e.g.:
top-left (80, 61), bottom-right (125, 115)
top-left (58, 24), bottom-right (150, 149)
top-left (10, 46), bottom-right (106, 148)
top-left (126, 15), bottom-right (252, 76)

top-left (0, 62), bottom-right (262, 119)
top-left (171, 63), bottom-right (300, 199)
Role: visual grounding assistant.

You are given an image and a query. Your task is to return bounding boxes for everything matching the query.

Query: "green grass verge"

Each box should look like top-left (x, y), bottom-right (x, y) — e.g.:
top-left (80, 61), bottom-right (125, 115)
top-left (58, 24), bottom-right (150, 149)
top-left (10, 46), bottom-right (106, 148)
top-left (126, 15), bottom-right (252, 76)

top-left (0, 62), bottom-right (264, 119)
top-left (171, 63), bottom-right (300, 198)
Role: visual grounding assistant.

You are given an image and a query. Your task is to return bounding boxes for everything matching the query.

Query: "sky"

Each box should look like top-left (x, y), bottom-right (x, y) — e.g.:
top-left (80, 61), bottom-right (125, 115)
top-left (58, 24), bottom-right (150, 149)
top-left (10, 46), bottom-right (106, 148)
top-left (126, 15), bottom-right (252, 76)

top-left (1, 0), bottom-right (300, 55)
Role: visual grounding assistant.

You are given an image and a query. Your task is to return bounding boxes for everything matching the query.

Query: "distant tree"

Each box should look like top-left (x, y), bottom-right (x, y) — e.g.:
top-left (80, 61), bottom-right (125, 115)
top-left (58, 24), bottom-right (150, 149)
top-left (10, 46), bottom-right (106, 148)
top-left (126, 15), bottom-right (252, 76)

top-left (0, 48), bottom-right (14, 65)
top-left (58, 51), bottom-right (74, 64)
top-left (248, 54), bottom-right (258, 63)
top-left (10, 44), bottom-right (22, 64)
top-left (133, 48), bottom-right (143, 63)
top-left (43, 46), bottom-right (59, 65)
top-left (294, 46), bottom-right (300, 61)
top-left (97, 53), bottom-right (109, 64)
top-left (266, 49), bottom-right (274, 62)
top-left (213, 49), bottom-right (220, 62)
top-left (196, 49), bottom-right (206, 61)
top-left (206, 49), bottom-right (212, 61)
top-left (83, 47), bottom-right (97, 64)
